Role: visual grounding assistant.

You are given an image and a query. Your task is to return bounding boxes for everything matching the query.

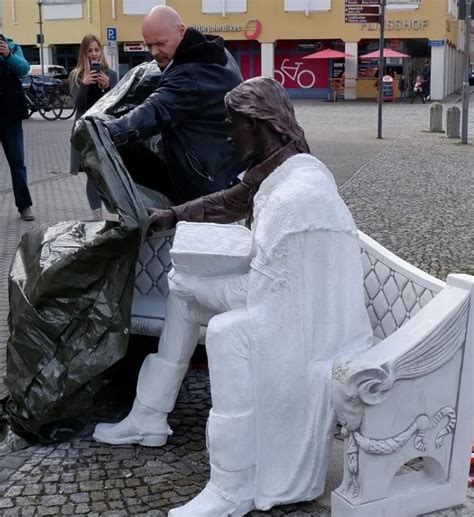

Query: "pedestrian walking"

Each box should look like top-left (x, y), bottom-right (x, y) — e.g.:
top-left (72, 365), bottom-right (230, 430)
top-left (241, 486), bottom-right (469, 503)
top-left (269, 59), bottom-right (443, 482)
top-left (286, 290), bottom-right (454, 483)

top-left (0, 34), bottom-right (35, 221)
top-left (411, 75), bottom-right (426, 104)
top-left (69, 34), bottom-right (118, 219)
top-left (398, 74), bottom-right (408, 102)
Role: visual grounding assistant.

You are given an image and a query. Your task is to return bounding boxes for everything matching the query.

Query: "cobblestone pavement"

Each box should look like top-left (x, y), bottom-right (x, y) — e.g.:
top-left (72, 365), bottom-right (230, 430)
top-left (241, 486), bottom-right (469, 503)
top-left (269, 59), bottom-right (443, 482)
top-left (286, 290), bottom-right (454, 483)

top-left (0, 101), bottom-right (473, 515)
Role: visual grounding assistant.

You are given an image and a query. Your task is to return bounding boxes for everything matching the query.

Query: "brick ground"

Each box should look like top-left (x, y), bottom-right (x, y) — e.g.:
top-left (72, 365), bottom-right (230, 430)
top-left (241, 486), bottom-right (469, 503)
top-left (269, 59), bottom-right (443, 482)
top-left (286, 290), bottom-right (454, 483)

top-left (0, 101), bottom-right (473, 515)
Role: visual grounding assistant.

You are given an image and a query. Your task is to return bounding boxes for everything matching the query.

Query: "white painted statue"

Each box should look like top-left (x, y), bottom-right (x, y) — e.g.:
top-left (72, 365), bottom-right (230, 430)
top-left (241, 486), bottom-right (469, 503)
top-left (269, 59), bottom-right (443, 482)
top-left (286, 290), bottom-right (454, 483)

top-left (95, 77), bottom-right (373, 515)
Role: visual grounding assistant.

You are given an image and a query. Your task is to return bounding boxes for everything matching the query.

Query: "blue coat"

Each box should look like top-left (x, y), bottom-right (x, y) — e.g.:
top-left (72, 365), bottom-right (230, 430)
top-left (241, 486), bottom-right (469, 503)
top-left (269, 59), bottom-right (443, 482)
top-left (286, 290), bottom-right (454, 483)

top-left (0, 37), bottom-right (29, 122)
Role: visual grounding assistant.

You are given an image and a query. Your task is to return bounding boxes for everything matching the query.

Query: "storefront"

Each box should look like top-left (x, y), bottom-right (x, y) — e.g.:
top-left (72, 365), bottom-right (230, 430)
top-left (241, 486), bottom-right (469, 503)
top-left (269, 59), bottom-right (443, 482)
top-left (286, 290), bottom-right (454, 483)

top-left (3, 0), bottom-right (464, 101)
top-left (356, 38), bottom-right (432, 100)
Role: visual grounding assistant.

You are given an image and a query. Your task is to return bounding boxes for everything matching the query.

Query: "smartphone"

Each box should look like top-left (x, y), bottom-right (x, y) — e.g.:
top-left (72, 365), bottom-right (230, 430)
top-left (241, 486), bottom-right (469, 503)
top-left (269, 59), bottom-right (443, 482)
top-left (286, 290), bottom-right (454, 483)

top-left (90, 62), bottom-right (101, 74)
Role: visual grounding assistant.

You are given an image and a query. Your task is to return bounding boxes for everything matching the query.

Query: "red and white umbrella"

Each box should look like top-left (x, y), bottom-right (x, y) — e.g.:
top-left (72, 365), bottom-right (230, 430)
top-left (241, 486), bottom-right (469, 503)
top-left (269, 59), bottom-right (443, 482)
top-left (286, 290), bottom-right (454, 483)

top-left (360, 48), bottom-right (410, 59)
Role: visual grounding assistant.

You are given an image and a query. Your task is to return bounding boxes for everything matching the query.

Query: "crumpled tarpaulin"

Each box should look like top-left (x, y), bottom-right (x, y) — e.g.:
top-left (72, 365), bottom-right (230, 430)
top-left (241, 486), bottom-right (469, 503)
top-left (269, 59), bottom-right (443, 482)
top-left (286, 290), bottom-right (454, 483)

top-left (2, 62), bottom-right (171, 442)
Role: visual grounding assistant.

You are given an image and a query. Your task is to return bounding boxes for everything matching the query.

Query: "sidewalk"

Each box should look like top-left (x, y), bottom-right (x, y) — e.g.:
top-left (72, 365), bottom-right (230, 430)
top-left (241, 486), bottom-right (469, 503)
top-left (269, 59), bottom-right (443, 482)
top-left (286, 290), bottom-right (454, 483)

top-left (0, 102), bottom-right (473, 515)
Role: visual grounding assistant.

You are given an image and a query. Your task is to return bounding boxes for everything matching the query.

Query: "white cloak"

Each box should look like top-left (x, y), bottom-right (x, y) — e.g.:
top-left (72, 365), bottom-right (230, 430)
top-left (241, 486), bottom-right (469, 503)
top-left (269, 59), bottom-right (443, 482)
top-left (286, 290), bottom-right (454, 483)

top-left (246, 154), bottom-right (373, 509)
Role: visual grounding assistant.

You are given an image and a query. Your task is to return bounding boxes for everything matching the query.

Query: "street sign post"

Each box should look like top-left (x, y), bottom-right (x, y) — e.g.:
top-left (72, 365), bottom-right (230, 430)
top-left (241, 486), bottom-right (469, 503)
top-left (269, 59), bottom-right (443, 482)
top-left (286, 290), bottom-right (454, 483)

top-left (461, 0), bottom-right (472, 144)
top-left (344, 0), bottom-right (380, 24)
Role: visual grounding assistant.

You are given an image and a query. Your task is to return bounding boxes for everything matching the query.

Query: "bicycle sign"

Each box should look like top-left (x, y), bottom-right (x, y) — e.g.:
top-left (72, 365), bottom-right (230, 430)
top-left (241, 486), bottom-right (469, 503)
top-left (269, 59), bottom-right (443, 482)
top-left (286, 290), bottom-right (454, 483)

top-left (274, 59), bottom-right (316, 89)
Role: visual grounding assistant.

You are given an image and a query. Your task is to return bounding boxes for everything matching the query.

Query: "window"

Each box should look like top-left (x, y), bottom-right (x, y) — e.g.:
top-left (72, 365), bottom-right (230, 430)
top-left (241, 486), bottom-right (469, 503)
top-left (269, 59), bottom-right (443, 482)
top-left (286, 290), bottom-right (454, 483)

top-left (123, 0), bottom-right (166, 16)
top-left (284, 0), bottom-right (331, 13)
top-left (42, 0), bottom-right (82, 20)
top-left (202, 0), bottom-right (247, 14)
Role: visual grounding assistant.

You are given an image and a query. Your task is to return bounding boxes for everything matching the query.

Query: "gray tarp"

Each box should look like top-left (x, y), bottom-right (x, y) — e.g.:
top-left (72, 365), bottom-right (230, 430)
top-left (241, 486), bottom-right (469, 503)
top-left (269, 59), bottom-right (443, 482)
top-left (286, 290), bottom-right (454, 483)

top-left (3, 62), bottom-right (171, 442)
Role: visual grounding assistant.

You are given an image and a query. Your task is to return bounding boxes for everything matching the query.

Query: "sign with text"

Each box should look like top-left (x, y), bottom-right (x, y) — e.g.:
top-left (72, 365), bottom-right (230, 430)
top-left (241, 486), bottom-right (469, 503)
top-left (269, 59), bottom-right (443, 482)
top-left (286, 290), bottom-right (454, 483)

top-left (345, 5), bottom-right (380, 14)
top-left (345, 0), bottom-right (380, 23)
top-left (345, 0), bottom-right (379, 4)
top-left (345, 14), bottom-right (380, 23)
top-left (107, 41), bottom-right (118, 55)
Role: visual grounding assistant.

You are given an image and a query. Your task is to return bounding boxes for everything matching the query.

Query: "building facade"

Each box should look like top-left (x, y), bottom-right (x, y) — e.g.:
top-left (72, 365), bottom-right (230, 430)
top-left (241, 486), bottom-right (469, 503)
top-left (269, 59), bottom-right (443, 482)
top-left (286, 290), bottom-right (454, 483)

top-left (1, 0), bottom-right (467, 100)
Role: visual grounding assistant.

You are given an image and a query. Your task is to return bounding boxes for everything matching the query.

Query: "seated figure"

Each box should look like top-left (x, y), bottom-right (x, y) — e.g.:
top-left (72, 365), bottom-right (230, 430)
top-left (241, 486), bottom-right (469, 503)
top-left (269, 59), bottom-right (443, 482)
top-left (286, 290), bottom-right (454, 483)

top-left (96, 77), bottom-right (373, 515)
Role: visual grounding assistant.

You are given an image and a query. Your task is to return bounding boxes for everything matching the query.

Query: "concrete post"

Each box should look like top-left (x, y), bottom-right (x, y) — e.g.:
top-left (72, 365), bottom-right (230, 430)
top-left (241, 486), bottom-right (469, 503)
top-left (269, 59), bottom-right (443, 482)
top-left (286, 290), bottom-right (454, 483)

top-left (446, 106), bottom-right (461, 138)
top-left (429, 102), bottom-right (443, 132)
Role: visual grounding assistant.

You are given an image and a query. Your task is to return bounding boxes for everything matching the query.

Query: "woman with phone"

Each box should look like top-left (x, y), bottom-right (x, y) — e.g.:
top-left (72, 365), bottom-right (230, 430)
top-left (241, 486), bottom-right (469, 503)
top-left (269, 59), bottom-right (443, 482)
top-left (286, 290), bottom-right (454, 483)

top-left (69, 34), bottom-right (118, 219)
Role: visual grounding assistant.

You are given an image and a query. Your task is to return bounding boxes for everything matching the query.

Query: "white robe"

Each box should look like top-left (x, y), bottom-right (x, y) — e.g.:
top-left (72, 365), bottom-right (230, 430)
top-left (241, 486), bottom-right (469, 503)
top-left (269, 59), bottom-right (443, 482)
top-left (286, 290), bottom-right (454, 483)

top-left (196, 154), bottom-right (373, 509)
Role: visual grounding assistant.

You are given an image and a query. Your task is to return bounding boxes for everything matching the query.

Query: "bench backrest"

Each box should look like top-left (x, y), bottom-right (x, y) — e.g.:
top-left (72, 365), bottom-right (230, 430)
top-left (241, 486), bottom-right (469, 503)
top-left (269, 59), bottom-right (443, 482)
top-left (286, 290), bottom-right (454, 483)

top-left (359, 231), bottom-right (445, 340)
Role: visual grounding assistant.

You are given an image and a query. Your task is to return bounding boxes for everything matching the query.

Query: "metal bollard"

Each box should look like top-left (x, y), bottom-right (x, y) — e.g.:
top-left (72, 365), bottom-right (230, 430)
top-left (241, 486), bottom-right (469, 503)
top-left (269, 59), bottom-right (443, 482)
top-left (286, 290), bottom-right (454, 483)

top-left (446, 106), bottom-right (461, 138)
top-left (429, 102), bottom-right (443, 132)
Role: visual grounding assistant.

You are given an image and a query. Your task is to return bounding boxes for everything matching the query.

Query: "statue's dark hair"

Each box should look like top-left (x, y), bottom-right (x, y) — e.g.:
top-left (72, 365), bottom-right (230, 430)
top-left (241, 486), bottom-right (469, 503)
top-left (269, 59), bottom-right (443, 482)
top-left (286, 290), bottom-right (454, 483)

top-left (224, 76), bottom-right (310, 154)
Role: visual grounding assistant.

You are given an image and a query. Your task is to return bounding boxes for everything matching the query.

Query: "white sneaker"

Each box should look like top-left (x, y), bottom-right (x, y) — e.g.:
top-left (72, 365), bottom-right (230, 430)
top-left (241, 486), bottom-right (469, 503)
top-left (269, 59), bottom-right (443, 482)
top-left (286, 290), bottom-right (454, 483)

top-left (168, 483), bottom-right (254, 517)
top-left (93, 400), bottom-right (171, 447)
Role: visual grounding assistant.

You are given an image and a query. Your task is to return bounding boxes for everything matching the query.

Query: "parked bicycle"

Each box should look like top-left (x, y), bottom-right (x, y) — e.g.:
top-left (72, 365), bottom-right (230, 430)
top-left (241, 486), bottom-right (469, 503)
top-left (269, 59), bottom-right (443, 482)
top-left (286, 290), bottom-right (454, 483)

top-left (57, 92), bottom-right (76, 120)
top-left (22, 76), bottom-right (63, 120)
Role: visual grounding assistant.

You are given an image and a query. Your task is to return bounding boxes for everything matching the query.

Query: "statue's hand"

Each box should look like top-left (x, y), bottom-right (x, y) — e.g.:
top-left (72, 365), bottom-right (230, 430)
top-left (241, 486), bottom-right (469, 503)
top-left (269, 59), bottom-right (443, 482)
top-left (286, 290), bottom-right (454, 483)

top-left (168, 269), bottom-right (200, 302)
top-left (147, 208), bottom-right (176, 234)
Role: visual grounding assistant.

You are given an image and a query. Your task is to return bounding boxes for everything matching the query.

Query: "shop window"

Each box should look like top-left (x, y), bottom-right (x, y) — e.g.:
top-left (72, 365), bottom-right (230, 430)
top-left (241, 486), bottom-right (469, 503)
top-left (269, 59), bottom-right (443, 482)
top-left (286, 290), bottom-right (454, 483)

top-left (202, 0), bottom-right (247, 14)
top-left (42, 0), bottom-right (82, 20)
top-left (123, 0), bottom-right (166, 16)
top-left (284, 0), bottom-right (331, 13)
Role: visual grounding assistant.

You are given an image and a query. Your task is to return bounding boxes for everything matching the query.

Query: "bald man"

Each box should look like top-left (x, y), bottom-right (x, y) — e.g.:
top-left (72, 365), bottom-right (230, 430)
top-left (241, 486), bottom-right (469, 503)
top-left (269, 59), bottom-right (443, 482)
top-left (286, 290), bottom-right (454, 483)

top-left (103, 6), bottom-right (243, 204)
top-left (93, 6), bottom-right (243, 448)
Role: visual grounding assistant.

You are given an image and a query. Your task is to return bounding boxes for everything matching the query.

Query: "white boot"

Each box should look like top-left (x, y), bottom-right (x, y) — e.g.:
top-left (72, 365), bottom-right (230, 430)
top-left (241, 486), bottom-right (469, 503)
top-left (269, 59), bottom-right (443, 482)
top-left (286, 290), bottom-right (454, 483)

top-left (168, 482), bottom-right (254, 517)
top-left (93, 354), bottom-right (190, 447)
top-left (93, 399), bottom-right (171, 447)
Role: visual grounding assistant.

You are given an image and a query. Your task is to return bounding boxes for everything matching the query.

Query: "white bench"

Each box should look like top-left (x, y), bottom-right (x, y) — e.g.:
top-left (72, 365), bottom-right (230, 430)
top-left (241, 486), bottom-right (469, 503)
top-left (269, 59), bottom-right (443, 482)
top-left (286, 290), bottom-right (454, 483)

top-left (131, 230), bottom-right (474, 517)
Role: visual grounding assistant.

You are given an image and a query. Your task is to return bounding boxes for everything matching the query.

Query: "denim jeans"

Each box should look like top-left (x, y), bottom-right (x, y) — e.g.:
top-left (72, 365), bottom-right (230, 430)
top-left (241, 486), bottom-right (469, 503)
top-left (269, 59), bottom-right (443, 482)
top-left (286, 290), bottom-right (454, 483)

top-left (0, 120), bottom-right (32, 212)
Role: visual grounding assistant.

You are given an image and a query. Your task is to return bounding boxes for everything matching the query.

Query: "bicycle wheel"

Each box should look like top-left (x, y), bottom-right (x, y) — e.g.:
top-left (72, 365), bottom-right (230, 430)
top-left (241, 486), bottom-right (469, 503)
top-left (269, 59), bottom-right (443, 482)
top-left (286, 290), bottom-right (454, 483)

top-left (38, 93), bottom-right (63, 121)
top-left (57, 93), bottom-right (76, 120)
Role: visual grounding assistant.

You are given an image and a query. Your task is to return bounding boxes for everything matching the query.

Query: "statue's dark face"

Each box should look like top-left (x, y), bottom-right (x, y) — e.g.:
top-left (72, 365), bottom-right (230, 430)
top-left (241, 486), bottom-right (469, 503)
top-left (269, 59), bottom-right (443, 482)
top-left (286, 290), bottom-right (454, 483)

top-left (225, 109), bottom-right (257, 166)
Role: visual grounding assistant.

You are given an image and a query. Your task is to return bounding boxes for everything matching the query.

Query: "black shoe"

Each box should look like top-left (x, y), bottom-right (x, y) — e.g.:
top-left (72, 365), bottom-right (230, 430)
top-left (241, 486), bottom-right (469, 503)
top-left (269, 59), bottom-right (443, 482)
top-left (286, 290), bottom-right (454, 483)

top-left (20, 208), bottom-right (35, 221)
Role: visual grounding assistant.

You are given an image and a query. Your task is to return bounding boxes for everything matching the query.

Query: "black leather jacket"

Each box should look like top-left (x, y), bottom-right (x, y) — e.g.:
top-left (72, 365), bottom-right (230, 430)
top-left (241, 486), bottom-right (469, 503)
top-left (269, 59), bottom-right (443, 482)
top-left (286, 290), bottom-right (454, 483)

top-left (105, 29), bottom-right (244, 203)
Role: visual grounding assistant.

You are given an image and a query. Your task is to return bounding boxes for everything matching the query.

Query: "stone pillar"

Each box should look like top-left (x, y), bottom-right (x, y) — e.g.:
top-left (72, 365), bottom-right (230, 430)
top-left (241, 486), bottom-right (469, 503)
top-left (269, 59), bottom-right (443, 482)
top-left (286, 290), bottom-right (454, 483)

top-left (261, 42), bottom-right (274, 79)
top-left (430, 45), bottom-right (446, 101)
top-left (344, 42), bottom-right (358, 100)
top-left (446, 106), bottom-right (461, 138)
top-left (429, 102), bottom-right (443, 132)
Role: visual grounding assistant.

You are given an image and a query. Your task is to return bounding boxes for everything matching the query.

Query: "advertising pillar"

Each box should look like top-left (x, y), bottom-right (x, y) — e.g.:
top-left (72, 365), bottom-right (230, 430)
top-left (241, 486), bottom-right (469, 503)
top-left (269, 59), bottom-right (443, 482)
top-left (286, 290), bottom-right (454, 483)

top-left (344, 42), bottom-right (358, 100)
top-left (430, 43), bottom-right (446, 101)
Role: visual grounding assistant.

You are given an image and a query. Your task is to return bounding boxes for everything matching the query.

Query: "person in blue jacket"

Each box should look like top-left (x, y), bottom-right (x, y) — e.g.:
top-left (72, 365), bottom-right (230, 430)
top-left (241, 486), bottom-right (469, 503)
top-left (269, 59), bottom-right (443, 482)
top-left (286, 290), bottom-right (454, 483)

top-left (0, 34), bottom-right (35, 221)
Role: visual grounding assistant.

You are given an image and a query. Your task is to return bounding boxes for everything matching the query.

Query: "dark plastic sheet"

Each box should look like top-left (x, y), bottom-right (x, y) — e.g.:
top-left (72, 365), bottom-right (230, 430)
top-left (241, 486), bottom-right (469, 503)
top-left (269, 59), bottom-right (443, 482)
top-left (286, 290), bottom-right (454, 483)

top-left (3, 62), bottom-right (171, 442)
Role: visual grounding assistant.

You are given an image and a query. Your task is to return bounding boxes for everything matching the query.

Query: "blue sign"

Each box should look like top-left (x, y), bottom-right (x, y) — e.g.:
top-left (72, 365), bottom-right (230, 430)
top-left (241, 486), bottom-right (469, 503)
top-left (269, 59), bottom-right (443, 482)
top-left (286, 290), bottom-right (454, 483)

top-left (429, 40), bottom-right (445, 47)
top-left (107, 27), bottom-right (117, 42)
